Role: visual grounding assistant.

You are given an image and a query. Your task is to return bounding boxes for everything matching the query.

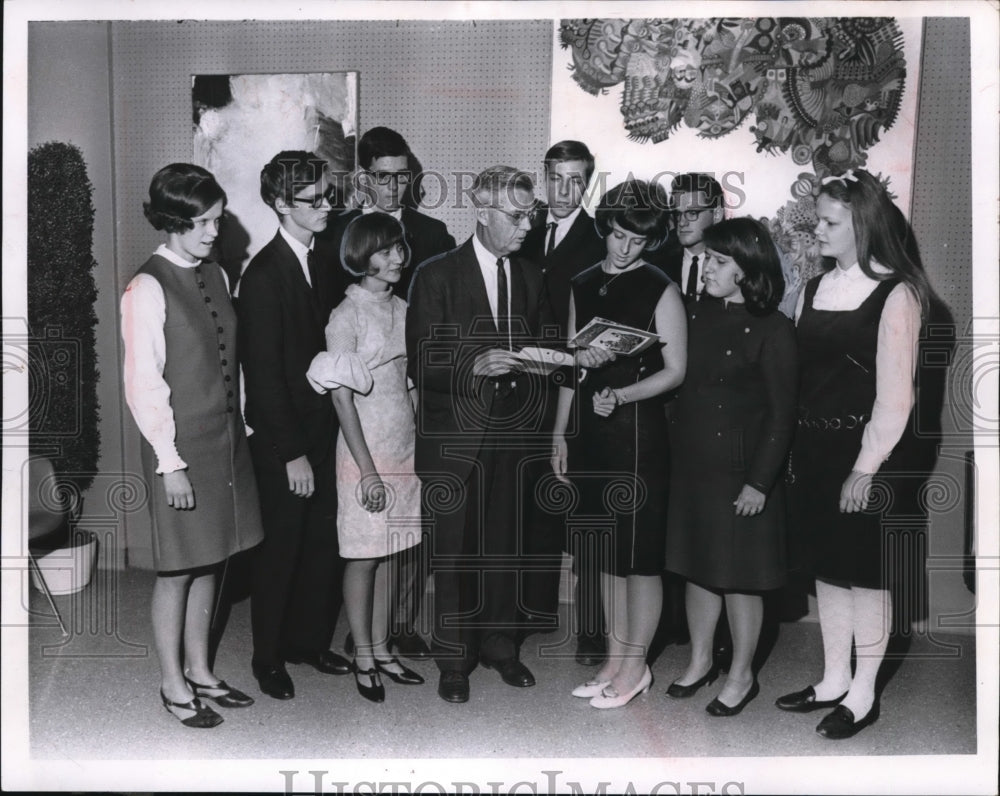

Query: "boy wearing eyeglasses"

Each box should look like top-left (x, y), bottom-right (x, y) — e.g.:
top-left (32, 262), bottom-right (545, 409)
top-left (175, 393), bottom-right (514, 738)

top-left (239, 150), bottom-right (352, 701)
top-left (320, 126), bottom-right (455, 302)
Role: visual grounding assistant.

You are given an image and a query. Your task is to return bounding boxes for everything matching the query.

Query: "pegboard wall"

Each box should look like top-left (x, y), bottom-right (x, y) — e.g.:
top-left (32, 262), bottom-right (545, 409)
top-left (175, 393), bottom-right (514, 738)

top-left (910, 18), bottom-right (972, 340)
top-left (110, 19), bottom-right (554, 292)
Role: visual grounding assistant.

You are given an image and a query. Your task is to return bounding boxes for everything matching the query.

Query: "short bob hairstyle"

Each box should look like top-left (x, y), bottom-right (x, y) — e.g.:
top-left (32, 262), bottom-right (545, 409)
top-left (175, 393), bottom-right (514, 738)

top-left (143, 163), bottom-right (227, 233)
top-left (702, 217), bottom-right (785, 316)
top-left (260, 150), bottom-right (327, 210)
top-left (594, 179), bottom-right (670, 250)
top-left (341, 212), bottom-right (410, 278)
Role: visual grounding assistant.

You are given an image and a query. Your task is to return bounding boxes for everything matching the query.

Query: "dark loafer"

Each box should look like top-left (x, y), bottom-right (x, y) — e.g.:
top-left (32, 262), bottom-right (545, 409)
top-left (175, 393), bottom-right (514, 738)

top-left (392, 632), bottom-right (433, 660)
top-left (251, 662), bottom-right (294, 700)
top-left (481, 658), bottom-right (536, 688)
top-left (775, 685), bottom-right (847, 713)
top-left (437, 671), bottom-right (470, 703)
top-left (285, 649), bottom-right (351, 675)
top-left (705, 680), bottom-right (760, 717)
top-left (816, 703), bottom-right (880, 739)
top-left (575, 636), bottom-right (605, 667)
top-left (185, 677), bottom-right (255, 708)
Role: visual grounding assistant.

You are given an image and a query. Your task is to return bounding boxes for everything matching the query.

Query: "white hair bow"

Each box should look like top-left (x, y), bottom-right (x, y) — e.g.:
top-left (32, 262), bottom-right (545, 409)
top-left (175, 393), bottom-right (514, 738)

top-left (820, 169), bottom-right (859, 186)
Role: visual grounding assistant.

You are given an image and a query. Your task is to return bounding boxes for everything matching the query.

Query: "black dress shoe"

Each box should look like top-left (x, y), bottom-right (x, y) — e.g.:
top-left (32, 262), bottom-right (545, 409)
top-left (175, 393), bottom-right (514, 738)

top-left (775, 685), bottom-right (848, 713)
top-left (251, 662), bottom-right (294, 700)
top-left (285, 649), bottom-right (351, 675)
top-left (185, 676), bottom-right (255, 708)
top-left (666, 664), bottom-right (721, 698)
top-left (706, 680), bottom-right (760, 717)
top-left (816, 703), bottom-right (880, 739)
top-left (375, 656), bottom-right (425, 685)
top-left (481, 657), bottom-right (536, 688)
top-left (575, 636), bottom-right (605, 667)
top-left (437, 671), bottom-right (470, 703)
top-left (392, 632), bottom-right (432, 660)
top-left (352, 662), bottom-right (385, 703)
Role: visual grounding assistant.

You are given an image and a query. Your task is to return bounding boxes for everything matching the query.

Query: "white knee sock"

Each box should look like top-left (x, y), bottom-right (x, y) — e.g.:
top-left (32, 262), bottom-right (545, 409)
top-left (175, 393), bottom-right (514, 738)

top-left (841, 587), bottom-right (891, 719)
top-left (813, 580), bottom-right (854, 700)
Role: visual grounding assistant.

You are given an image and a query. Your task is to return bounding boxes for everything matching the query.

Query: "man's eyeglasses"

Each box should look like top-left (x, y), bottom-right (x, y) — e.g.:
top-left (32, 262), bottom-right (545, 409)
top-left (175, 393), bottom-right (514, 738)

top-left (672, 206), bottom-right (714, 222)
top-left (291, 189), bottom-right (333, 209)
top-left (489, 205), bottom-right (540, 225)
top-left (369, 170), bottom-right (412, 186)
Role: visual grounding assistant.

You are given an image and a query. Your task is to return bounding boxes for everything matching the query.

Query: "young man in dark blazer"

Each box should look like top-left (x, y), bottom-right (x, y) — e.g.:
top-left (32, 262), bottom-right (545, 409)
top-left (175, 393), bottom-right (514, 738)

top-left (320, 128), bottom-right (456, 661)
top-left (319, 126), bottom-right (456, 302)
top-left (238, 151), bottom-right (350, 700)
top-left (518, 140), bottom-right (609, 665)
top-left (406, 166), bottom-right (558, 703)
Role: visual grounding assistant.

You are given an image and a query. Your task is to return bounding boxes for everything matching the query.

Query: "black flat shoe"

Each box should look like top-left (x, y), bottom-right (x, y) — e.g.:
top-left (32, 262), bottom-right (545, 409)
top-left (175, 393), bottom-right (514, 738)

top-left (160, 690), bottom-right (223, 728)
top-left (184, 677), bottom-right (254, 708)
top-left (392, 632), bottom-right (433, 660)
top-left (437, 671), bottom-right (470, 703)
top-left (775, 685), bottom-right (848, 713)
top-left (666, 664), bottom-right (721, 698)
top-left (816, 703), bottom-right (880, 739)
top-left (706, 680), bottom-right (760, 717)
top-left (352, 662), bottom-right (385, 703)
top-left (480, 657), bottom-right (535, 688)
top-left (285, 649), bottom-right (351, 675)
top-left (251, 662), bottom-right (294, 700)
top-left (374, 656), bottom-right (425, 685)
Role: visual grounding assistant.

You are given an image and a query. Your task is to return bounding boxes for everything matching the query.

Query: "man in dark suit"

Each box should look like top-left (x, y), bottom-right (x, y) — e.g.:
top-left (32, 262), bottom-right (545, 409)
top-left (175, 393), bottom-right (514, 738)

top-left (518, 140), bottom-right (608, 665)
top-left (239, 151), bottom-right (351, 700)
top-left (319, 126), bottom-right (456, 302)
top-left (646, 172), bottom-right (725, 302)
top-left (406, 166), bottom-right (559, 703)
top-left (320, 128), bottom-right (456, 661)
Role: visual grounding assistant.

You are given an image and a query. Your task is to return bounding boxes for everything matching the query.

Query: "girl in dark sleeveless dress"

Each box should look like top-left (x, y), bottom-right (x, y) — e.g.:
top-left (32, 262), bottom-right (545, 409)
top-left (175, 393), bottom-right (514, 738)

top-left (551, 180), bottom-right (687, 709)
top-left (775, 169), bottom-right (933, 739)
top-left (122, 164), bottom-right (264, 728)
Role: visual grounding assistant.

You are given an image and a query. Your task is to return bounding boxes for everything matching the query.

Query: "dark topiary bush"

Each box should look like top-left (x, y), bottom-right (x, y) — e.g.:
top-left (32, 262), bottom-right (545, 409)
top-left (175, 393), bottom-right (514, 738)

top-left (28, 142), bottom-right (101, 493)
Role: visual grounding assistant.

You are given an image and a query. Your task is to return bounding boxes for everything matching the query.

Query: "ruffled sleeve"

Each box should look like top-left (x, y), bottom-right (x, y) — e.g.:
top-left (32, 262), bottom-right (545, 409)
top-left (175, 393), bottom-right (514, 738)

top-left (305, 299), bottom-right (375, 395)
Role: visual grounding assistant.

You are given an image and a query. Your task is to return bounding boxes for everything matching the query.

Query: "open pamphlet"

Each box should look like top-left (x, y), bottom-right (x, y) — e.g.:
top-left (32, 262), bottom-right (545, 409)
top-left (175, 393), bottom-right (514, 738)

top-left (514, 346), bottom-right (574, 374)
top-left (569, 316), bottom-right (662, 356)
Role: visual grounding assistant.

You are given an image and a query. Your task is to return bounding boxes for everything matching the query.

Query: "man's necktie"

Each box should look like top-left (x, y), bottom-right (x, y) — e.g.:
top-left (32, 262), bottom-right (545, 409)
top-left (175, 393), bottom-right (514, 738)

top-left (545, 222), bottom-right (557, 256)
top-left (496, 257), bottom-right (510, 348)
top-left (685, 254), bottom-right (700, 300)
top-left (307, 249), bottom-right (320, 297)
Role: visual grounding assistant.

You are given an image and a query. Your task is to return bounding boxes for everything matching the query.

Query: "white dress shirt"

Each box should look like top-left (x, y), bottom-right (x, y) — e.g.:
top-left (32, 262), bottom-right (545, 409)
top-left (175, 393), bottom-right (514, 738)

top-left (472, 233), bottom-right (512, 348)
top-left (278, 224), bottom-right (316, 287)
top-left (795, 260), bottom-right (921, 474)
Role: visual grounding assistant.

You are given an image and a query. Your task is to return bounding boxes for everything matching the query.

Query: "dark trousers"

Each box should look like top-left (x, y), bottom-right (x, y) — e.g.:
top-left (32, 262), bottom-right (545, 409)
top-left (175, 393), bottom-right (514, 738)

top-left (249, 437), bottom-right (343, 666)
top-left (425, 437), bottom-right (524, 674)
top-left (518, 449), bottom-right (566, 628)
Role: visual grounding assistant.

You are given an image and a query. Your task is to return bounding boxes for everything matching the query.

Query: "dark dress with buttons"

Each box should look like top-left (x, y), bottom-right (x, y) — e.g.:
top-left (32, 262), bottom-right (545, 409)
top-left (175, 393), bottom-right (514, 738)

top-left (570, 262), bottom-right (673, 577)
top-left (665, 297), bottom-right (798, 590)
top-left (791, 276), bottom-right (915, 589)
top-left (135, 254), bottom-right (264, 573)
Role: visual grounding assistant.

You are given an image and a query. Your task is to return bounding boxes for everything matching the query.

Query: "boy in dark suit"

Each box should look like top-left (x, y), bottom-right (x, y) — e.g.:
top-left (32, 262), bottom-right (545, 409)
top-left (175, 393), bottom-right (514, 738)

top-left (518, 141), bottom-right (608, 665)
top-left (239, 151), bottom-right (350, 700)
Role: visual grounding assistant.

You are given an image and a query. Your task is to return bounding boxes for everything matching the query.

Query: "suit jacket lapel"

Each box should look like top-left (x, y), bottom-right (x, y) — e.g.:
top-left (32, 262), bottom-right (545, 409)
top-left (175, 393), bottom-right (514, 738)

top-left (274, 232), bottom-right (324, 326)
top-left (456, 239), bottom-right (497, 338)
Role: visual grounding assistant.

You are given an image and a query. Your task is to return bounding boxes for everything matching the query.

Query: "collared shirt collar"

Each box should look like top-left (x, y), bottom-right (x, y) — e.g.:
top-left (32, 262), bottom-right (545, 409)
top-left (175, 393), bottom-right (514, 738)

top-left (277, 225), bottom-right (315, 285)
top-left (156, 243), bottom-right (200, 269)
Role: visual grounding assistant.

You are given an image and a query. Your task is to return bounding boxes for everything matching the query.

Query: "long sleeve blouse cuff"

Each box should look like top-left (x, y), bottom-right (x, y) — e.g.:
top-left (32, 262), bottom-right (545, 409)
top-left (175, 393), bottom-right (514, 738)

top-left (155, 450), bottom-right (187, 475)
top-left (306, 351), bottom-right (374, 395)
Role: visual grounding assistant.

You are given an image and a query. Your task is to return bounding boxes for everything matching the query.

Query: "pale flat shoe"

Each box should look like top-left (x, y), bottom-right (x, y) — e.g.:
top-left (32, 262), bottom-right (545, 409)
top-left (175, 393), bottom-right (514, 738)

top-left (571, 678), bottom-right (612, 698)
top-left (589, 667), bottom-right (653, 709)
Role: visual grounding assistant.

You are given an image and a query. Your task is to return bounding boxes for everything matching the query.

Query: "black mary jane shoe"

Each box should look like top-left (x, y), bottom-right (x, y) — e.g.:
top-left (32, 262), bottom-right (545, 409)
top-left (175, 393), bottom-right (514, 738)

top-left (352, 662), bottom-right (386, 703)
top-left (775, 685), bottom-right (848, 713)
top-left (666, 664), bottom-right (721, 698)
top-left (816, 703), bottom-right (880, 739)
top-left (374, 656), bottom-right (425, 685)
top-left (705, 679), bottom-right (760, 717)
top-left (185, 676), bottom-right (255, 708)
top-left (160, 690), bottom-right (224, 728)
